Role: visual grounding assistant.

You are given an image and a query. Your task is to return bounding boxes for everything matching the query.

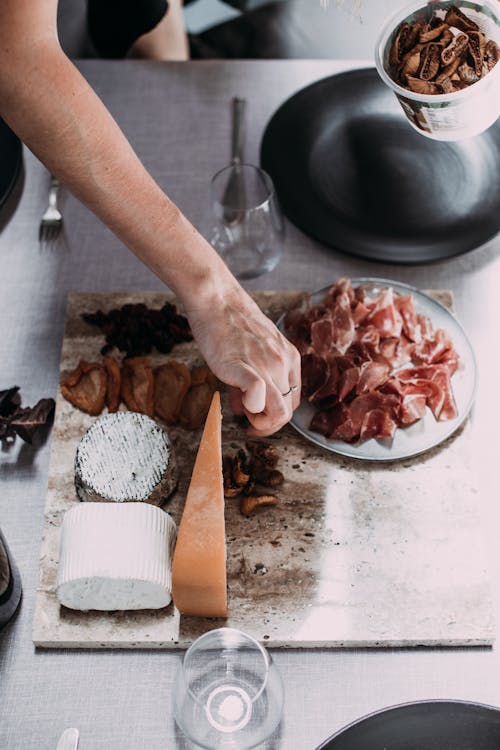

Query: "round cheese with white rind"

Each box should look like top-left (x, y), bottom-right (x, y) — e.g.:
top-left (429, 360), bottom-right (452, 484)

top-left (56, 502), bottom-right (177, 611)
top-left (74, 411), bottom-right (177, 506)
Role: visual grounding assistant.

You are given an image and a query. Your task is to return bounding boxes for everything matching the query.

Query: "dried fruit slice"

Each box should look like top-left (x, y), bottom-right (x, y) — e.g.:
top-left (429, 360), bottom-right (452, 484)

top-left (120, 357), bottom-right (154, 417)
top-left (441, 32), bottom-right (469, 66)
top-left (390, 22), bottom-right (421, 66)
top-left (458, 62), bottom-right (480, 84)
top-left (435, 56), bottom-right (463, 83)
top-left (61, 359), bottom-right (107, 416)
top-left (179, 365), bottom-right (218, 429)
top-left (153, 360), bottom-right (191, 423)
top-left (419, 42), bottom-right (442, 80)
top-left (485, 39), bottom-right (500, 71)
top-left (468, 30), bottom-right (486, 76)
top-left (419, 22), bottom-right (448, 43)
top-left (444, 5), bottom-right (479, 33)
top-left (103, 355), bottom-right (121, 413)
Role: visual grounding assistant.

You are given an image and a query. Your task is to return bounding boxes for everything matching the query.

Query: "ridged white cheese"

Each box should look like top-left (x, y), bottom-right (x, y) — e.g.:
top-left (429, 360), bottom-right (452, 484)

top-left (56, 503), bottom-right (177, 611)
top-left (74, 412), bottom-right (177, 506)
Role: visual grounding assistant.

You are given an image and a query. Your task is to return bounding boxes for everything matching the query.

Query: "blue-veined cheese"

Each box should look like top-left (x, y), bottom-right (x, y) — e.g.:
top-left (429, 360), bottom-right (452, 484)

top-left (74, 411), bottom-right (177, 506)
top-left (56, 502), bottom-right (177, 611)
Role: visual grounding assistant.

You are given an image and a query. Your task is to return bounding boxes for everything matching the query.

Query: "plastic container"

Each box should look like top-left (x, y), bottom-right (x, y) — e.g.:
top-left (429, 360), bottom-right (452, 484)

top-left (375, 0), bottom-right (500, 140)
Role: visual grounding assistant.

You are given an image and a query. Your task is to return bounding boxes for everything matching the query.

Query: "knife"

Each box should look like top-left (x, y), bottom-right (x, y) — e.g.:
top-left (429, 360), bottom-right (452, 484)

top-left (56, 728), bottom-right (79, 750)
top-left (222, 97), bottom-right (247, 225)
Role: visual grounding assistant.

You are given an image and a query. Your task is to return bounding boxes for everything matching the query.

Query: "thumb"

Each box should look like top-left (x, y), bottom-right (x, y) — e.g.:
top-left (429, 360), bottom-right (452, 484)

top-left (226, 363), bottom-right (266, 415)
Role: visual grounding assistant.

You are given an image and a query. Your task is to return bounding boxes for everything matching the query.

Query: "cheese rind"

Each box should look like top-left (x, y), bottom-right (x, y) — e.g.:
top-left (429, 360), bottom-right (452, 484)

top-left (74, 411), bottom-right (177, 506)
top-left (56, 502), bottom-right (177, 611)
top-left (171, 391), bottom-right (227, 617)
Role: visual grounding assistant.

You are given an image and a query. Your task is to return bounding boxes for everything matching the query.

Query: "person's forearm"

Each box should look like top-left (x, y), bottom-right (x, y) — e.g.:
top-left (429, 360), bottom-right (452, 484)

top-left (0, 39), bottom-right (234, 308)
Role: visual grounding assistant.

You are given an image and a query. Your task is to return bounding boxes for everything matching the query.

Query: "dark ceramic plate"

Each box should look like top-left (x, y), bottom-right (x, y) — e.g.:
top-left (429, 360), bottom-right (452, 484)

top-left (0, 118), bottom-right (22, 211)
top-left (260, 68), bottom-right (500, 264)
top-left (316, 700), bottom-right (500, 749)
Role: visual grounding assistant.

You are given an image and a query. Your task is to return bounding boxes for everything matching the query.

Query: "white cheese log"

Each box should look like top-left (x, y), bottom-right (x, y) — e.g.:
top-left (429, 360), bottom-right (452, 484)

top-left (56, 502), bottom-right (177, 611)
top-left (74, 412), bottom-right (177, 506)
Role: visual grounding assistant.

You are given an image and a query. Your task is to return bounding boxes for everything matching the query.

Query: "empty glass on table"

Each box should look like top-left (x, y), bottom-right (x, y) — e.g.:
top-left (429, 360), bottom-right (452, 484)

top-left (210, 163), bottom-right (284, 280)
top-left (173, 627), bottom-right (284, 749)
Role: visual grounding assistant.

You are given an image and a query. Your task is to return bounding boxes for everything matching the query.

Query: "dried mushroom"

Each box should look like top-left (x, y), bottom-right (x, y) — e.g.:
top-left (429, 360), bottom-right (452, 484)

top-left (223, 441), bottom-right (285, 515)
top-left (61, 359), bottom-right (107, 416)
top-left (240, 495), bottom-right (279, 517)
top-left (0, 387), bottom-right (55, 445)
top-left (388, 5), bottom-right (499, 93)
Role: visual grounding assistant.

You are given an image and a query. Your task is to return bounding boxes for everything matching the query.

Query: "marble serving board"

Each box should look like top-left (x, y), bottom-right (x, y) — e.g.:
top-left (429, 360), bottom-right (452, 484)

top-left (33, 290), bottom-right (494, 649)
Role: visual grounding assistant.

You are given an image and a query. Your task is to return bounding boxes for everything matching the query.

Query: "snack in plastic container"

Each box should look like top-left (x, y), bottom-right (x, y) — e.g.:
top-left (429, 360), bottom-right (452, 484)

top-left (375, 0), bottom-right (500, 140)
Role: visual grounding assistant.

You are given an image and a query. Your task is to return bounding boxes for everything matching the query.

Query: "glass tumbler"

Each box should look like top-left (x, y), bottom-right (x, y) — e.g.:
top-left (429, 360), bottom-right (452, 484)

top-left (173, 627), bottom-right (284, 749)
top-left (210, 163), bottom-right (284, 280)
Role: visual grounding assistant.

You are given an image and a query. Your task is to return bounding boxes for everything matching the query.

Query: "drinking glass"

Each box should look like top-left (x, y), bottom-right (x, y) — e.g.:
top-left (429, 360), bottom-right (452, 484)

top-left (173, 627), bottom-right (284, 749)
top-left (210, 163), bottom-right (284, 280)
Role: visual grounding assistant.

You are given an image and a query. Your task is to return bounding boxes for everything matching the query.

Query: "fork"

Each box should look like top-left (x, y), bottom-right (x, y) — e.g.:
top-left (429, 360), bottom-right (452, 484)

top-left (39, 175), bottom-right (63, 243)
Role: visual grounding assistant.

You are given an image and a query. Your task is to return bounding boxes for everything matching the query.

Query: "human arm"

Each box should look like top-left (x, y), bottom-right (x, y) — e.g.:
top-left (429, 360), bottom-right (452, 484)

top-left (0, 0), bottom-right (301, 435)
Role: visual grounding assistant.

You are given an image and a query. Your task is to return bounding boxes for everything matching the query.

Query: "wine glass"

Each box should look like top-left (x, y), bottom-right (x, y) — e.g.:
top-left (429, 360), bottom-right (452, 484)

top-left (173, 627), bottom-right (284, 749)
top-left (210, 163), bottom-right (284, 280)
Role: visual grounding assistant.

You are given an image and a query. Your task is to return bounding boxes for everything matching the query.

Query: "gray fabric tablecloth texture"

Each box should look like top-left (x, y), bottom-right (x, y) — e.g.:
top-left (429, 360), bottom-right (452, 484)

top-left (0, 59), bottom-right (499, 750)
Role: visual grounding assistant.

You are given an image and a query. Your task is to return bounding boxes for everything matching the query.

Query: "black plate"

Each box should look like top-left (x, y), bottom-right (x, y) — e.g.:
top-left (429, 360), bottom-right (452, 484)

top-left (316, 700), bottom-right (500, 749)
top-left (260, 68), bottom-right (500, 264)
top-left (0, 118), bottom-right (22, 211)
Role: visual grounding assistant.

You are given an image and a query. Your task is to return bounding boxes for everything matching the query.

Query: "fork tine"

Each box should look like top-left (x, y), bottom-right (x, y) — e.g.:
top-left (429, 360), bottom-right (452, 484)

top-left (39, 175), bottom-right (63, 244)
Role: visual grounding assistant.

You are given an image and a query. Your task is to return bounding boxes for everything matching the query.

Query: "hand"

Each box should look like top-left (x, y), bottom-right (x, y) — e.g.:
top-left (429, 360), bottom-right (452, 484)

top-left (186, 286), bottom-right (301, 436)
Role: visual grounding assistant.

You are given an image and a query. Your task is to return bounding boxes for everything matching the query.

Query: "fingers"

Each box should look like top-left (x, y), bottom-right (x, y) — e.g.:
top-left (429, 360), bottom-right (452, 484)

top-left (225, 338), bottom-right (302, 436)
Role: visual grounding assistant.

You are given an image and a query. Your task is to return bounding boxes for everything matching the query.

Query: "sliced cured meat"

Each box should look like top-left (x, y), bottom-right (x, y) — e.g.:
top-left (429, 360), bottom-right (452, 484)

top-left (309, 402), bottom-right (358, 442)
top-left (397, 364), bottom-right (448, 382)
top-left (417, 313), bottom-right (434, 339)
top-left (356, 360), bottom-right (390, 395)
top-left (331, 291), bottom-right (355, 354)
top-left (352, 301), bottom-right (371, 326)
top-left (284, 279), bottom-right (461, 444)
top-left (310, 313), bottom-right (335, 357)
top-left (400, 378), bottom-right (445, 421)
top-left (395, 293), bottom-right (422, 343)
top-left (359, 408), bottom-right (398, 441)
top-left (349, 392), bottom-right (400, 435)
top-left (355, 324), bottom-right (381, 351)
top-left (399, 392), bottom-right (427, 426)
top-left (338, 366), bottom-right (360, 402)
top-left (302, 352), bottom-right (329, 398)
top-left (323, 277), bottom-right (355, 307)
top-left (366, 287), bottom-right (403, 338)
top-left (412, 327), bottom-right (454, 365)
top-left (429, 368), bottom-right (458, 421)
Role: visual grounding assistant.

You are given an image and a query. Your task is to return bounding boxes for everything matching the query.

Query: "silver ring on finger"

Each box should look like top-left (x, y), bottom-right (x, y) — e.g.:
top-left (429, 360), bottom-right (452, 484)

top-left (281, 385), bottom-right (299, 397)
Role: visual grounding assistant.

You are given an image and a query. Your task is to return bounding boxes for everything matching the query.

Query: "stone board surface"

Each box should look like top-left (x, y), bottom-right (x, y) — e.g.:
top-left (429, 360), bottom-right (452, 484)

top-left (32, 290), bottom-right (494, 648)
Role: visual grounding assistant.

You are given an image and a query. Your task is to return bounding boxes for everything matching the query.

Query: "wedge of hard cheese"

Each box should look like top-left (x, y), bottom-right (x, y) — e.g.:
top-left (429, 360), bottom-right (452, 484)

top-left (171, 390), bottom-right (227, 617)
top-left (56, 502), bottom-right (177, 611)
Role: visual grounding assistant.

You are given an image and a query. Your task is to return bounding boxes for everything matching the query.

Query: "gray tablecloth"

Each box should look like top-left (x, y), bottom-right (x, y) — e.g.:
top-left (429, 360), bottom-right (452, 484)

top-left (0, 59), bottom-right (499, 750)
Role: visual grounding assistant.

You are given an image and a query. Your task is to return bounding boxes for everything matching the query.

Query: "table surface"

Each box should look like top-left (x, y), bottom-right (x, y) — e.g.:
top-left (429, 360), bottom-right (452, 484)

top-left (0, 58), bottom-right (499, 750)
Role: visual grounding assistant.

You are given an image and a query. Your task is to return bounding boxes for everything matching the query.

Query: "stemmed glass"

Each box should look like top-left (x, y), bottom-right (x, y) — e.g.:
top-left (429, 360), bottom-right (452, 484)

top-left (210, 163), bottom-right (284, 280)
top-left (173, 628), bottom-right (284, 749)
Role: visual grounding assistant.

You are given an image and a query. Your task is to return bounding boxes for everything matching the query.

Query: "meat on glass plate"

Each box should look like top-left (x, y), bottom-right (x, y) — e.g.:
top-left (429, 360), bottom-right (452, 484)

top-left (279, 277), bottom-right (476, 461)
